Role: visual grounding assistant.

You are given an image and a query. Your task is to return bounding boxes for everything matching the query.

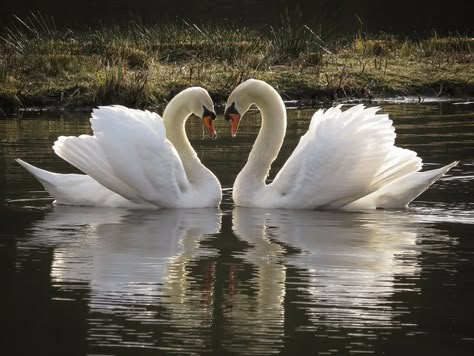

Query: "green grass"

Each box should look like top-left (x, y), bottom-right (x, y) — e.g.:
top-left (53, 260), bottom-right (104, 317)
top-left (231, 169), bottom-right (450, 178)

top-left (0, 13), bottom-right (473, 114)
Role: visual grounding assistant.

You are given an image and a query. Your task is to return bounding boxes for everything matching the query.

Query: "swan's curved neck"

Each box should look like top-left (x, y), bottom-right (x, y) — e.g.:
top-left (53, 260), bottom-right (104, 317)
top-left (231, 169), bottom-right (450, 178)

top-left (236, 84), bottom-right (287, 188)
top-left (162, 95), bottom-right (204, 181)
top-left (163, 98), bottom-right (195, 159)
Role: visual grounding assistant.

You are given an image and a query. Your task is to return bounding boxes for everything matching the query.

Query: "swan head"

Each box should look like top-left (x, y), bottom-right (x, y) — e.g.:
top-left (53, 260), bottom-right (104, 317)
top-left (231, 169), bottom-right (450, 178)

top-left (202, 106), bottom-right (217, 139)
top-left (175, 87), bottom-right (217, 139)
top-left (224, 79), bottom-right (263, 137)
top-left (224, 102), bottom-right (241, 138)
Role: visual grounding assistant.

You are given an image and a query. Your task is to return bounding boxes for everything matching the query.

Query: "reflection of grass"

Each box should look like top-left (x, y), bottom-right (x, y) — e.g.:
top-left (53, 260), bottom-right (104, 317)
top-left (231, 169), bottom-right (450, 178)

top-left (0, 13), bottom-right (473, 114)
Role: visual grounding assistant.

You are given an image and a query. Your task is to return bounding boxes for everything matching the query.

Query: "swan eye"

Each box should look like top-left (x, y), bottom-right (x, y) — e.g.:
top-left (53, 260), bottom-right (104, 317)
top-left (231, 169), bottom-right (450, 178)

top-left (202, 106), bottom-right (216, 120)
top-left (224, 102), bottom-right (239, 121)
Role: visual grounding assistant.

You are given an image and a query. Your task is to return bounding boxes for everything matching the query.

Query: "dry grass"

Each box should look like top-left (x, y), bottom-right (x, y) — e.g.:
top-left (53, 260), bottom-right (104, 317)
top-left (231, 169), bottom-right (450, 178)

top-left (0, 13), bottom-right (472, 114)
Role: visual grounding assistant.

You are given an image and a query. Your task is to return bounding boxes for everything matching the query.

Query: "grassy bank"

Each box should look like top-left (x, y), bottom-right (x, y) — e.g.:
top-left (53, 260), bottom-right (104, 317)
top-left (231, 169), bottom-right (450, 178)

top-left (0, 14), bottom-right (473, 114)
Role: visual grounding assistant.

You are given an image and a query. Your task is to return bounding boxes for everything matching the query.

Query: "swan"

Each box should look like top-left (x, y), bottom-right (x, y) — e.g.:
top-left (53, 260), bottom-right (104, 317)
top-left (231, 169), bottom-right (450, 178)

top-left (17, 87), bottom-right (222, 208)
top-left (224, 79), bottom-right (458, 209)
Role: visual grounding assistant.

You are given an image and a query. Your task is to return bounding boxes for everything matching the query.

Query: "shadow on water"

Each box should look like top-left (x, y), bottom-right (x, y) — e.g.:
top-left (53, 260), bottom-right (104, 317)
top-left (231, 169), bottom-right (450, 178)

top-left (1, 101), bottom-right (474, 354)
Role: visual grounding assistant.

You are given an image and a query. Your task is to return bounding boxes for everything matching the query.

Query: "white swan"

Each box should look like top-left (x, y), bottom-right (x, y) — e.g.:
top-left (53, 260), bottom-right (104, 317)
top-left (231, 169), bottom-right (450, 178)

top-left (224, 79), bottom-right (458, 209)
top-left (17, 87), bottom-right (222, 208)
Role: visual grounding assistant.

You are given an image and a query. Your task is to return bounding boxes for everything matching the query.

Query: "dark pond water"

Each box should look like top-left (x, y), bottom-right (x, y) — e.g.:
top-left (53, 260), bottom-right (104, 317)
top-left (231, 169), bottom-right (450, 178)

top-left (1, 102), bottom-right (474, 355)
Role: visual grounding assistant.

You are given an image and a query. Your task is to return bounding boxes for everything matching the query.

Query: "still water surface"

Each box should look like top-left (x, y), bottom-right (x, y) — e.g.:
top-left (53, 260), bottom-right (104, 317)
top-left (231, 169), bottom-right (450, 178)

top-left (1, 102), bottom-right (474, 355)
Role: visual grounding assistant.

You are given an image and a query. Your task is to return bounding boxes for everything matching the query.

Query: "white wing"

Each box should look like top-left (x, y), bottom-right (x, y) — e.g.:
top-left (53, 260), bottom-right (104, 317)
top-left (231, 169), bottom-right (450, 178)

top-left (270, 105), bottom-right (418, 208)
top-left (53, 105), bottom-right (190, 208)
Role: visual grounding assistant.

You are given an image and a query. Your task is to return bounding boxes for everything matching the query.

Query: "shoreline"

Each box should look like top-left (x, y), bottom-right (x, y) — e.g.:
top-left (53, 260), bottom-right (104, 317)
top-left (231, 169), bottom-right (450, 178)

top-left (8, 94), bottom-right (474, 117)
top-left (2, 70), bottom-right (473, 116)
top-left (1, 21), bottom-right (472, 116)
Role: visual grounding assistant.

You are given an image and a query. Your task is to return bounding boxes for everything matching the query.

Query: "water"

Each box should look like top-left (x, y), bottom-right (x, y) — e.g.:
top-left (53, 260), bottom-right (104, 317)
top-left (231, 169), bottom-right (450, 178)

top-left (1, 102), bottom-right (473, 355)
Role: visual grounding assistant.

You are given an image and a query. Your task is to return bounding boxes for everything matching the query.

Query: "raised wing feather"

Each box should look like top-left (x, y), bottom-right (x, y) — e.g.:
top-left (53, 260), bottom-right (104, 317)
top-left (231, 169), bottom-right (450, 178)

top-left (270, 105), bottom-right (398, 208)
top-left (54, 105), bottom-right (189, 208)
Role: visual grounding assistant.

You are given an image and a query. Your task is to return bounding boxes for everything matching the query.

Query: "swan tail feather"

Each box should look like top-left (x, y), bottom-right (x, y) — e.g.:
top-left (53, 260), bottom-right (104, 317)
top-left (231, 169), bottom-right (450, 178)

top-left (16, 159), bottom-right (61, 196)
top-left (345, 161), bottom-right (459, 209)
top-left (16, 159), bottom-right (151, 207)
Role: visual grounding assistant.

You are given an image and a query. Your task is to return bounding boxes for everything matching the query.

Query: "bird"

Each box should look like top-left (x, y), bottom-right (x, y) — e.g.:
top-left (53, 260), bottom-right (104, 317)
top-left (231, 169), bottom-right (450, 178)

top-left (224, 79), bottom-right (458, 209)
top-left (17, 87), bottom-right (222, 208)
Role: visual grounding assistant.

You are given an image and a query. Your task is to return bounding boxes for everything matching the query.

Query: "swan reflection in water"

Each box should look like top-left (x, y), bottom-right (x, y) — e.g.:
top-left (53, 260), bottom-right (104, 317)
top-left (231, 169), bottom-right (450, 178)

top-left (22, 205), bottom-right (436, 353)
top-left (26, 206), bottom-right (222, 351)
top-left (229, 207), bottom-right (428, 352)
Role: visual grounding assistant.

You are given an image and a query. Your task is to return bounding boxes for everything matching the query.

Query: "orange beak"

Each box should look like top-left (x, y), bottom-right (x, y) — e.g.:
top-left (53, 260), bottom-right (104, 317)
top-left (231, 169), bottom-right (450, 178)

top-left (204, 116), bottom-right (217, 139)
top-left (229, 113), bottom-right (241, 138)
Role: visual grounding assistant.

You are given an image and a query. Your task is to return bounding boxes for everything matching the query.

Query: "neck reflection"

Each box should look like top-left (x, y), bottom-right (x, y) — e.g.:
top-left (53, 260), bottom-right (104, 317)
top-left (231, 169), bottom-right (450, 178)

top-left (22, 205), bottom-right (434, 353)
top-left (27, 206), bottom-right (222, 352)
top-left (231, 207), bottom-right (424, 329)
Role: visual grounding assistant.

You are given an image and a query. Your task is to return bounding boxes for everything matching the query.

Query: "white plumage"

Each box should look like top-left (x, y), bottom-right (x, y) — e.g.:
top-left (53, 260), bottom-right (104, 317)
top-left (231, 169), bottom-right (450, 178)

top-left (17, 87), bottom-right (222, 208)
top-left (225, 79), bottom-right (458, 209)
